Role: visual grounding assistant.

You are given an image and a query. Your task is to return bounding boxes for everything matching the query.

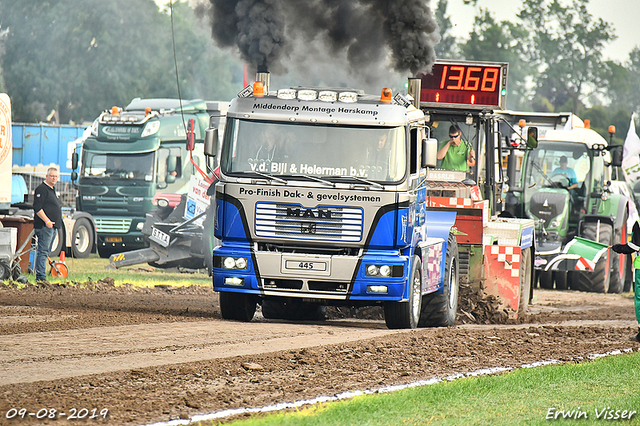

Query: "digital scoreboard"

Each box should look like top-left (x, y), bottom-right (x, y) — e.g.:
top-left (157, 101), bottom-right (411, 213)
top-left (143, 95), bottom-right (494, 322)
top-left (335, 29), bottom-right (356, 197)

top-left (418, 61), bottom-right (508, 110)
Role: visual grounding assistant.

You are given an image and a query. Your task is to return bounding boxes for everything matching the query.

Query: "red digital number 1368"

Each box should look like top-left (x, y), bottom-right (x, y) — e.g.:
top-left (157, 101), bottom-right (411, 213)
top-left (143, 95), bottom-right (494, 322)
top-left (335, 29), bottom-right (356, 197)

top-left (440, 66), bottom-right (499, 92)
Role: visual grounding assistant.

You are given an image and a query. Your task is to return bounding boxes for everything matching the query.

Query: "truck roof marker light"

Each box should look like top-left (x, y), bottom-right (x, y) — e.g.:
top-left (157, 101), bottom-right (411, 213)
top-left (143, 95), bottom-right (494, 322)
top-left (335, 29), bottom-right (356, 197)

top-left (145, 107), bottom-right (151, 116)
top-left (338, 92), bottom-right (358, 103)
top-left (609, 125), bottom-right (616, 135)
top-left (584, 119), bottom-right (590, 129)
top-left (298, 90), bottom-right (317, 101)
top-left (253, 81), bottom-right (264, 97)
top-left (277, 89), bottom-right (296, 99)
top-left (380, 88), bottom-right (392, 104)
top-left (518, 119), bottom-right (526, 128)
top-left (111, 106), bottom-right (119, 116)
top-left (318, 91), bottom-right (337, 102)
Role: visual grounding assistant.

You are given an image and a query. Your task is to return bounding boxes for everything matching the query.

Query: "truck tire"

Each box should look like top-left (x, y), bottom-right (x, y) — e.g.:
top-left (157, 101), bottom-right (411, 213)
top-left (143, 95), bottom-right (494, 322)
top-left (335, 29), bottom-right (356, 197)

top-left (71, 218), bottom-right (94, 259)
top-left (262, 298), bottom-right (326, 321)
top-left (219, 292), bottom-right (256, 322)
top-left (608, 211), bottom-right (628, 294)
top-left (384, 255), bottom-right (422, 329)
top-left (49, 227), bottom-right (64, 257)
top-left (418, 233), bottom-right (459, 327)
top-left (519, 247), bottom-right (532, 313)
top-left (573, 221), bottom-right (612, 293)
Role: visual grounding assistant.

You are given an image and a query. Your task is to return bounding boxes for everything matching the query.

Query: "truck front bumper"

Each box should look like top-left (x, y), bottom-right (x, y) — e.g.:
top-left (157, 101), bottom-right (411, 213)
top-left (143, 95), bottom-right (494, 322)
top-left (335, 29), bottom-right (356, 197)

top-left (213, 245), bottom-right (409, 302)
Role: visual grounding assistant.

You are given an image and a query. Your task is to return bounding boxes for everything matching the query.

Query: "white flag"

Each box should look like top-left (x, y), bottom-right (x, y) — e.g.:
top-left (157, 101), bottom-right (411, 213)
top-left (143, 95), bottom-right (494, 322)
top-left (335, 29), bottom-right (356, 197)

top-left (622, 114), bottom-right (640, 183)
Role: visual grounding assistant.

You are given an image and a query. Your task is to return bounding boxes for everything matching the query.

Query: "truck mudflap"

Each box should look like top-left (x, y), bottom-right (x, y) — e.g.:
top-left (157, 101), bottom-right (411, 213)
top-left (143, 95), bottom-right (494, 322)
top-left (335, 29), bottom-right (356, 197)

top-left (540, 237), bottom-right (609, 272)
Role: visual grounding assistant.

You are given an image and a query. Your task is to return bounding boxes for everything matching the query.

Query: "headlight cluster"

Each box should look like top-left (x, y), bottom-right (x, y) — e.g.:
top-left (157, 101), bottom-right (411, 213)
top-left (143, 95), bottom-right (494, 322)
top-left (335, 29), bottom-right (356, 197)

top-left (222, 257), bottom-right (248, 270)
top-left (366, 264), bottom-right (392, 277)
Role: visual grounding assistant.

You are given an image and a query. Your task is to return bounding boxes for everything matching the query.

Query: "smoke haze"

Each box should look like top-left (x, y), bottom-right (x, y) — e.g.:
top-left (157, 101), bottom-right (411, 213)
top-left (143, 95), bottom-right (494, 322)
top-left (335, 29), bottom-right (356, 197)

top-left (197, 0), bottom-right (440, 91)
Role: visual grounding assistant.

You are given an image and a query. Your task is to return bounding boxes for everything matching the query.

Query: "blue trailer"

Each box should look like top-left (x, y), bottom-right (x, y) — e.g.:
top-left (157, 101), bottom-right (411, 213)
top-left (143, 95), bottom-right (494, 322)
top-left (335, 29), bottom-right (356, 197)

top-left (11, 123), bottom-right (86, 178)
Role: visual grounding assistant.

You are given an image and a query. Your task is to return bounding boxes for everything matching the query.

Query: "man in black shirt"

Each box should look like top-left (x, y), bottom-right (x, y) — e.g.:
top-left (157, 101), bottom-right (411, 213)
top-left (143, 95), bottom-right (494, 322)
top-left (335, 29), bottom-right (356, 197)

top-left (33, 167), bottom-right (62, 282)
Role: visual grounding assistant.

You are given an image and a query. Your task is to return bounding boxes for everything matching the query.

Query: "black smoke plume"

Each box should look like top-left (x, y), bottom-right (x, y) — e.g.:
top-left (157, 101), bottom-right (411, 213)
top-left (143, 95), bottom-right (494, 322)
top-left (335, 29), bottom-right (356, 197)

top-left (198, 0), bottom-right (440, 87)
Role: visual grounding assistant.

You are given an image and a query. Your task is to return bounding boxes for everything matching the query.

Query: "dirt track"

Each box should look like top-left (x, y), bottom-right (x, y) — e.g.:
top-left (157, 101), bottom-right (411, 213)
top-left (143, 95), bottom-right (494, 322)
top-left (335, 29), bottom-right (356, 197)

top-left (0, 282), bottom-right (638, 425)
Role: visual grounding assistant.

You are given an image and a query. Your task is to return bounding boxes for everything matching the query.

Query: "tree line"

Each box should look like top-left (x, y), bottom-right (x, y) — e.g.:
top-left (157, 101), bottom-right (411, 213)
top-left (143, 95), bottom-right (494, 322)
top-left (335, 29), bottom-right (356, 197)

top-left (0, 0), bottom-right (637, 142)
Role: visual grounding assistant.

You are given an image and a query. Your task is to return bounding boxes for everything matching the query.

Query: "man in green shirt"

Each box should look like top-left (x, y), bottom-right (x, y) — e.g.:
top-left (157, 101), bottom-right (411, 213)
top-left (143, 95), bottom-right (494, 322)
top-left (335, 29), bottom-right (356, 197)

top-left (437, 125), bottom-right (475, 171)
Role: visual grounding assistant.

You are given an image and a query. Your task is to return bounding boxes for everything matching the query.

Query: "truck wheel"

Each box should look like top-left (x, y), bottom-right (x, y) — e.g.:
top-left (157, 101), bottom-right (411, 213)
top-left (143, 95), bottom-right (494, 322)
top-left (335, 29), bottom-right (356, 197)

top-left (519, 247), bottom-right (533, 312)
top-left (262, 298), bottom-right (326, 321)
top-left (219, 292), bottom-right (256, 322)
top-left (573, 221), bottom-right (612, 293)
top-left (49, 227), bottom-right (64, 257)
top-left (608, 211), bottom-right (628, 294)
top-left (418, 233), bottom-right (459, 327)
top-left (71, 218), bottom-right (94, 258)
top-left (538, 270), bottom-right (554, 289)
top-left (384, 255), bottom-right (422, 329)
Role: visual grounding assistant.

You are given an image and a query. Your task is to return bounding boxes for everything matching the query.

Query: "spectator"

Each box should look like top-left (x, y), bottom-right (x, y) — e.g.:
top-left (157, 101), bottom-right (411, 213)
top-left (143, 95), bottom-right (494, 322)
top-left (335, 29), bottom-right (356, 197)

top-left (611, 221), bottom-right (640, 343)
top-left (33, 167), bottom-right (62, 283)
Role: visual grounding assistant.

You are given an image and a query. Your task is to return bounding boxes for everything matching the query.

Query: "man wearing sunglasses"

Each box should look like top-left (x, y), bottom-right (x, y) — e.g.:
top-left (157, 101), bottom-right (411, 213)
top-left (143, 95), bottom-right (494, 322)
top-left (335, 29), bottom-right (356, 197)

top-left (437, 125), bottom-right (476, 171)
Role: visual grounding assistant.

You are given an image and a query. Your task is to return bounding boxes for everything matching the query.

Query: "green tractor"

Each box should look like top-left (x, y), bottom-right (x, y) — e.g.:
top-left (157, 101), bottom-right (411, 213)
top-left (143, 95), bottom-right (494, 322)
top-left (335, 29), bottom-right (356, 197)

top-left (505, 118), bottom-right (629, 293)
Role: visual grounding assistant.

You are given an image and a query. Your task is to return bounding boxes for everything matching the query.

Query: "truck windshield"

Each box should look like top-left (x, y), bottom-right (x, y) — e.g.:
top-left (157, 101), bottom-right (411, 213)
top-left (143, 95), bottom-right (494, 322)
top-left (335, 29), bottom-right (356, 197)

top-left (220, 118), bottom-right (406, 183)
top-left (81, 152), bottom-right (155, 181)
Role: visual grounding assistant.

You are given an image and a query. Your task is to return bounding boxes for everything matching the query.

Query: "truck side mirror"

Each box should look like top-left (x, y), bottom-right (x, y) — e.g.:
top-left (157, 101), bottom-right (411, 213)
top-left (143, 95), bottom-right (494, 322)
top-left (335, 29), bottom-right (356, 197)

top-left (71, 171), bottom-right (78, 181)
top-left (421, 138), bottom-right (437, 168)
top-left (527, 127), bottom-right (538, 149)
top-left (71, 151), bottom-right (78, 170)
top-left (609, 145), bottom-right (623, 167)
top-left (204, 127), bottom-right (218, 158)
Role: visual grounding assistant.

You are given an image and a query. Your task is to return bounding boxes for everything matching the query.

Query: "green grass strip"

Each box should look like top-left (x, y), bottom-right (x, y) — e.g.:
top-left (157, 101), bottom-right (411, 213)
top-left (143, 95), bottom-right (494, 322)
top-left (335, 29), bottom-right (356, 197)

top-left (216, 351), bottom-right (640, 426)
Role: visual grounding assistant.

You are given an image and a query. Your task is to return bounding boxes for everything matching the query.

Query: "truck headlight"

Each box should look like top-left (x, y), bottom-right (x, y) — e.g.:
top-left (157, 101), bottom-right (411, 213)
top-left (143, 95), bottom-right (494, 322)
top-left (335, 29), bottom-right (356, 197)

top-left (141, 120), bottom-right (160, 138)
top-left (222, 257), bottom-right (248, 270)
top-left (136, 222), bottom-right (144, 230)
top-left (365, 264), bottom-right (400, 277)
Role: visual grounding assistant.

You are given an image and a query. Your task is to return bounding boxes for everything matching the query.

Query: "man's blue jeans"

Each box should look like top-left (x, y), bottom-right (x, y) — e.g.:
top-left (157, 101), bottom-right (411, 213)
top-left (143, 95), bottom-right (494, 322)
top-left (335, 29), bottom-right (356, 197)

top-left (34, 227), bottom-right (56, 281)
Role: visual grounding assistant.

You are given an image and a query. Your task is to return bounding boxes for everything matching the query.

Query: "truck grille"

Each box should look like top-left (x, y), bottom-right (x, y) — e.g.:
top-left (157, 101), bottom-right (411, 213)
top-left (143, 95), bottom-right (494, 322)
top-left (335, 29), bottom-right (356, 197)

top-left (255, 202), bottom-right (363, 242)
top-left (95, 217), bottom-right (132, 233)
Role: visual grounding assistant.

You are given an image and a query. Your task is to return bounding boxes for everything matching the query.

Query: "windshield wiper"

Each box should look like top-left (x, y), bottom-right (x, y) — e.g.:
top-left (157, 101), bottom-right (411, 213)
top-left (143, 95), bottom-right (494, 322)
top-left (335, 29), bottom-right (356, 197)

top-left (248, 170), bottom-right (288, 184)
top-left (326, 175), bottom-right (384, 189)
top-left (278, 174), bottom-right (335, 187)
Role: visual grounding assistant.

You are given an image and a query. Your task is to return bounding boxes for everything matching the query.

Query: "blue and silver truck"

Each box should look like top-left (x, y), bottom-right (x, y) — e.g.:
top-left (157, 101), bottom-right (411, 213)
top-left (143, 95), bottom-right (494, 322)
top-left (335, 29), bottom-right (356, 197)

top-left (205, 74), bottom-right (461, 329)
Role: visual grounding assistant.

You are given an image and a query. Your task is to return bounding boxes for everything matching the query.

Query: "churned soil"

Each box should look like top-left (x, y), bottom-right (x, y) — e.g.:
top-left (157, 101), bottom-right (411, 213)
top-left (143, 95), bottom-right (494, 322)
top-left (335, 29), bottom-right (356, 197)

top-left (0, 280), bottom-right (637, 425)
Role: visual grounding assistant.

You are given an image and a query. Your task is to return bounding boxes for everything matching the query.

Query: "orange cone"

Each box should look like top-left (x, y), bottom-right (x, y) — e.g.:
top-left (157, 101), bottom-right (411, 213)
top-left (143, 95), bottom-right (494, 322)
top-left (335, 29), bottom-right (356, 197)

top-left (59, 250), bottom-right (66, 263)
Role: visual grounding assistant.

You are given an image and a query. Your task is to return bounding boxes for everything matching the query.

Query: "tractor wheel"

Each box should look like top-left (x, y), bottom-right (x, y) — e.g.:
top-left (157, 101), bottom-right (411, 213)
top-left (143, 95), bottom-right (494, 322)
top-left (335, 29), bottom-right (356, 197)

top-left (608, 211), bottom-right (628, 294)
top-left (219, 292), bottom-right (256, 322)
top-left (573, 221), bottom-right (612, 293)
top-left (385, 255), bottom-right (423, 329)
top-left (418, 233), bottom-right (460, 327)
top-left (518, 248), bottom-right (533, 313)
top-left (539, 270), bottom-right (554, 289)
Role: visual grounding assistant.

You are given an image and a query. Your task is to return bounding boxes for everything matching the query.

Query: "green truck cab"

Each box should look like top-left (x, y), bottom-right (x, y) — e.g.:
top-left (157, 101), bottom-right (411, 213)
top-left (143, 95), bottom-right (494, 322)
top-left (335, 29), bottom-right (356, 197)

top-left (73, 98), bottom-right (227, 258)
